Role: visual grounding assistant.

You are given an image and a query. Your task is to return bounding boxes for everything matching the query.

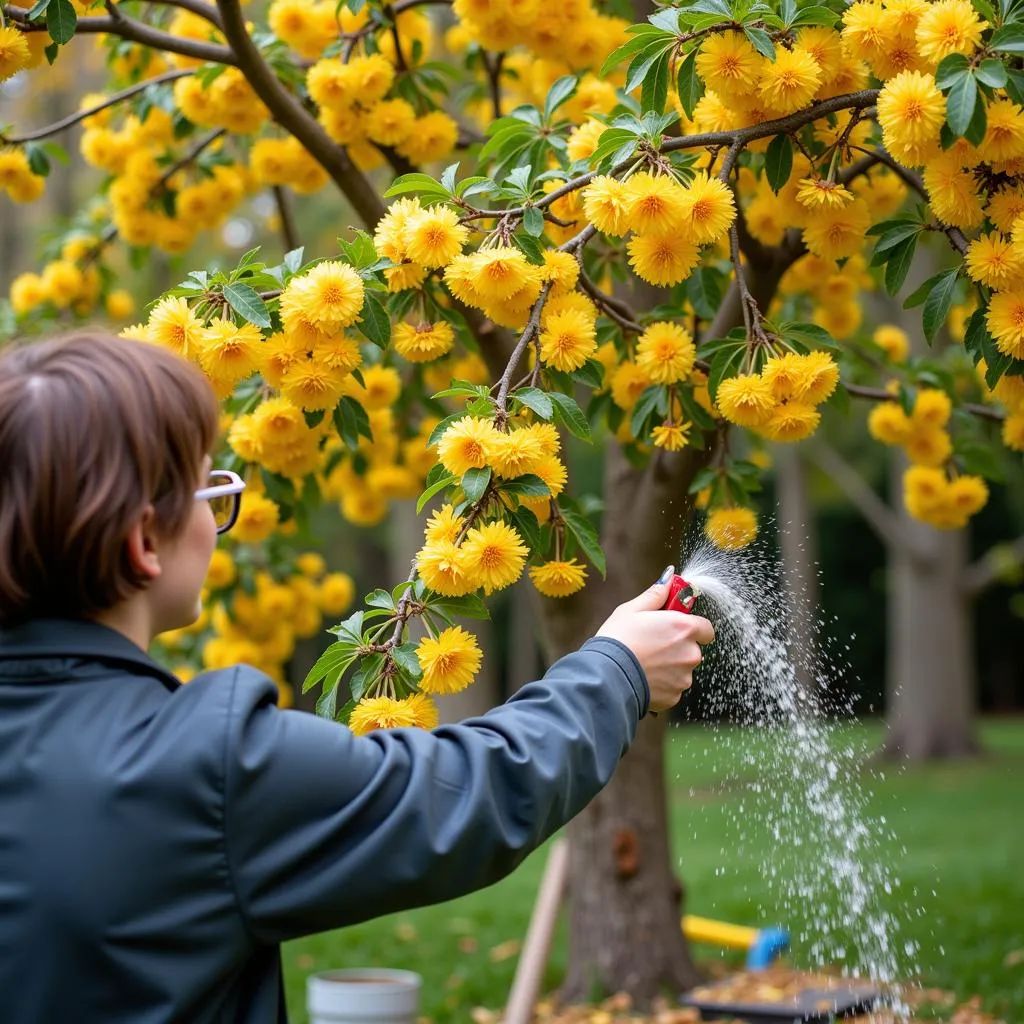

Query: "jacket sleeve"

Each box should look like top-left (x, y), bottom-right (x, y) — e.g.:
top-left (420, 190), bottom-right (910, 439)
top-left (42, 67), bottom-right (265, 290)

top-left (221, 636), bottom-right (648, 944)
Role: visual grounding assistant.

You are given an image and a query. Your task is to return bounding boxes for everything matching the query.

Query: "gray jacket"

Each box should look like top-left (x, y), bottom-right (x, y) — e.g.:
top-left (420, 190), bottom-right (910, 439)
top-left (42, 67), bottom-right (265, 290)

top-left (0, 618), bottom-right (649, 1023)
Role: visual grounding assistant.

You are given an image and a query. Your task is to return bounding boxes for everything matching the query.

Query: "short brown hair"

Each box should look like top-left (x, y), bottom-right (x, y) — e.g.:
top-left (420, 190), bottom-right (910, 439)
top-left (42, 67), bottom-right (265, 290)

top-left (0, 332), bottom-right (219, 627)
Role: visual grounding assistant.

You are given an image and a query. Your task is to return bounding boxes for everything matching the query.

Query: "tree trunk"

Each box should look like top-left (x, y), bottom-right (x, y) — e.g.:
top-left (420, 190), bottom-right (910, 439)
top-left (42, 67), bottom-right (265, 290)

top-left (539, 443), bottom-right (710, 1006)
top-left (882, 454), bottom-right (979, 760)
top-left (775, 446), bottom-right (820, 695)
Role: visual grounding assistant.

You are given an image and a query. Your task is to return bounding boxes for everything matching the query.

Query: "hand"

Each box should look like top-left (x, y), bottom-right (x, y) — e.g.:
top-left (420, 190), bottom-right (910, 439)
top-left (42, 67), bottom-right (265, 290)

top-left (596, 566), bottom-right (715, 714)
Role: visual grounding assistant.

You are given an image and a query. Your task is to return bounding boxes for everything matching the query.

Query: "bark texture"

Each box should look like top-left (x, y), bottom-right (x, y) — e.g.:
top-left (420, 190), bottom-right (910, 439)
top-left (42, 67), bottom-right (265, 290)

top-left (882, 456), bottom-right (979, 760)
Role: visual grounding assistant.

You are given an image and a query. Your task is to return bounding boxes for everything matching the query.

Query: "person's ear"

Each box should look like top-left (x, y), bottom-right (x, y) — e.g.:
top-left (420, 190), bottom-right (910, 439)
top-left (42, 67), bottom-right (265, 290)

top-left (124, 505), bottom-right (162, 582)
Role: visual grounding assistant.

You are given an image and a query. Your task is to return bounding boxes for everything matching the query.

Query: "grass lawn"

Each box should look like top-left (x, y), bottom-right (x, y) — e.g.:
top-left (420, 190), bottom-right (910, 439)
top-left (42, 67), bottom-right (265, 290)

top-left (282, 719), bottom-right (1024, 1022)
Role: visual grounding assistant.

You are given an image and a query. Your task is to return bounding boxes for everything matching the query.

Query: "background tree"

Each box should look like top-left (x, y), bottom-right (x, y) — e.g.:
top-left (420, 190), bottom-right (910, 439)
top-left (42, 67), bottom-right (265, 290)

top-left (2, 0), bottom-right (1023, 1009)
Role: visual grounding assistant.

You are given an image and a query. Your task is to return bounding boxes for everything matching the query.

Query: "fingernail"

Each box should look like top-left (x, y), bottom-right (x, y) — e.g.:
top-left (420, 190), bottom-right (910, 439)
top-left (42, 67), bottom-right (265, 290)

top-left (656, 565), bottom-right (675, 585)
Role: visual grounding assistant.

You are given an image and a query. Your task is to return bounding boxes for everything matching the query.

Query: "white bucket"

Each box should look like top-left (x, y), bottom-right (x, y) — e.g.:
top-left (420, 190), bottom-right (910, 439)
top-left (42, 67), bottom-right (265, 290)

top-left (307, 968), bottom-right (422, 1024)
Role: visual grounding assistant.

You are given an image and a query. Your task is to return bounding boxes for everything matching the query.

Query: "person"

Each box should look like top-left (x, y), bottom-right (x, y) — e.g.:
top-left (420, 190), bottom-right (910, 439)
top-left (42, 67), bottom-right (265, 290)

top-left (0, 332), bottom-right (715, 1023)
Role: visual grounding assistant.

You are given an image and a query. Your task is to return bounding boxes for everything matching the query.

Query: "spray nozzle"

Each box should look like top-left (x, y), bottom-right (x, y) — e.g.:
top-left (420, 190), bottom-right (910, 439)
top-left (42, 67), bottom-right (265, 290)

top-left (664, 574), bottom-right (699, 614)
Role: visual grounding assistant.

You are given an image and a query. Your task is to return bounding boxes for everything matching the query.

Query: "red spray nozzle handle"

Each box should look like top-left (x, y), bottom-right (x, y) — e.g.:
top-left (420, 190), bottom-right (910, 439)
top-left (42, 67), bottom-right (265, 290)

top-left (663, 574), bottom-right (698, 613)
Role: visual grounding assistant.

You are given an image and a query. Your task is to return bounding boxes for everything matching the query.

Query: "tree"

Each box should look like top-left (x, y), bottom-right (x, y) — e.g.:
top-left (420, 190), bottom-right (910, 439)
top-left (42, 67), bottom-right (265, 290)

top-left (3, 0), bottom-right (1023, 1008)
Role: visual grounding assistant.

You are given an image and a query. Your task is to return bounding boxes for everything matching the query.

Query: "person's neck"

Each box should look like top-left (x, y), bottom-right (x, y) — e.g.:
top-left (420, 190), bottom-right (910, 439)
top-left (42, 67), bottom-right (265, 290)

top-left (91, 603), bottom-right (153, 652)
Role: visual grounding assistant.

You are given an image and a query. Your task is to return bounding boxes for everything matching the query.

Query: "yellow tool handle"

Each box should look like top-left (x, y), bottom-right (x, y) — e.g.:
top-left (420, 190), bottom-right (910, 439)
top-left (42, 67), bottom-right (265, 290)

top-left (682, 914), bottom-right (759, 950)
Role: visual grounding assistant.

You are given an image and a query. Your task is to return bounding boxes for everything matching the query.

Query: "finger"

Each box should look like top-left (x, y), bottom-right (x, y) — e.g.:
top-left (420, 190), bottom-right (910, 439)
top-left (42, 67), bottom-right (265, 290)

top-left (683, 615), bottom-right (715, 645)
top-left (623, 564), bottom-right (676, 611)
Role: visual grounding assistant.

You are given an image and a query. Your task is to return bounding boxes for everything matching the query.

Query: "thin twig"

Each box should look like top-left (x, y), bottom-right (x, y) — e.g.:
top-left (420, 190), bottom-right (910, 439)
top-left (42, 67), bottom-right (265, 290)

top-left (1, 69), bottom-right (193, 145)
top-left (272, 185), bottom-right (299, 253)
top-left (844, 382), bottom-right (1004, 421)
top-left (577, 271), bottom-right (644, 334)
top-left (483, 51), bottom-right (504, 121)
top-left (137, 0), bottom-right (224, 27)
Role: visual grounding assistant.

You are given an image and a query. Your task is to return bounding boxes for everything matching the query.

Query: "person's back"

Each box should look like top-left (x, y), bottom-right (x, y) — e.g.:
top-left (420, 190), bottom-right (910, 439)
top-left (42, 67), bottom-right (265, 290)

top-left (0, 334), bottom-right (712, 1022)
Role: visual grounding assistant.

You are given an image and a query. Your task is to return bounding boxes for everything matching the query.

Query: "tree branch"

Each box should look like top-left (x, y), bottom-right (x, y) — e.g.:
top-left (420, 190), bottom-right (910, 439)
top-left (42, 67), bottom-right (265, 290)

top-left (214, 0), bottom-right (386, 224)
top-left (482, 51), bottom-right (504, 121)
top-left (845, 382), bottom-right (1005, 422)
top-left (963, 534), bottom-right (1024, 598)
top-left (806, 442), bottom-right (919, 552)
top-left (0, 68), bottom-right (193, 145)
top-left (577, 271), bottom-right (644, 334)
top-left (5, 4), bottom-right (238, 64)
top-left (272, 185), bottom-right (299, 253)
top-left (136, 0), bottom-right (224, 28)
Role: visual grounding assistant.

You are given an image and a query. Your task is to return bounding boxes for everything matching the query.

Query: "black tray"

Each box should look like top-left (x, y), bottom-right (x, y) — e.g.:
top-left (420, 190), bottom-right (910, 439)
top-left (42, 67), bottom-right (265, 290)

top-left (680, 980), bottom-right (881, 1022)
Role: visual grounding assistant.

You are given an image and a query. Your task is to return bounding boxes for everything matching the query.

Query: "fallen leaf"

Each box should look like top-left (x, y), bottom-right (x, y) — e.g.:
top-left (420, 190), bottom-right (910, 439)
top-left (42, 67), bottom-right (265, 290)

top-left (488, 938), bottom-right (521, 963)
top-left (458, 936), bottom-right (479, 954)
top-left (1003, 948), bottom-right (1024, 967)
top-left (294, 954), bottom-right (315, 970)
top-left (394, 921), bottom-right (418, 943)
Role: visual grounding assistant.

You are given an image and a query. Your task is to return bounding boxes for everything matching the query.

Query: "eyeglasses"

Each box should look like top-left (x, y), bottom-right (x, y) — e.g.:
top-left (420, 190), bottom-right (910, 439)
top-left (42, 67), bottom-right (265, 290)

top-left (195, 470), bottom-right (246, 535)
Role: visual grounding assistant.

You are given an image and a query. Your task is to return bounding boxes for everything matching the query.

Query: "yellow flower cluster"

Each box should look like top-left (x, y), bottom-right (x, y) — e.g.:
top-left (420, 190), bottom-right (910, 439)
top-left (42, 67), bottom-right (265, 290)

top-left (979, 362), bottom-right (1024, 452)
top-left (349, 693), bottom-right (439, 735)
top-left (9, 239), bottom-right (105, 316)
top-left (716, 351), bottom-right (840, 442)
top-left (0, 147), bottom-right (45, 204)
top-left (174, 69), bottom-right (269, 135)
top-left (705, 507), bottom-right (759, 550)
top-left (307, 49), bottom-right (457, 169)
top-left (583, 171), bottom-right (735, 287)
top-left (0, 25), bottom-right (31, 83)
top-left (903, 467), bottom-right (988, 529)
top-left (867, 388), bottom-right (954, 467)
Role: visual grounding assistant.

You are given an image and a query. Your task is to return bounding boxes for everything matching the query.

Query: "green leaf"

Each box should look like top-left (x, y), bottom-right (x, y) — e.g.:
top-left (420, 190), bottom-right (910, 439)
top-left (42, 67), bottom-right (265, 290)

top-left (649, 7), bottom-right (681, 31)
top-left (708, 343), bottom-right (747, 402)
top-left (946, 71), bottom-right (978, 136)
top-left (764, 135), bottom-right (793, 193)
top-left (561, 509), bottom-right (606, 577)
top-left (675, 48), bottom-right (705, 120)
top-left (990, 23), bottom-right (1024, 53)
top-left (780, 321), bottom-right (838, 350)
top-left (416, 472), bottom-right (456, 514)
top-left (284, 247), bottom-right (304, 273)
top-left (589, 128), bottom-right (638, 168)
top-left (462, 466), bottom-right (491, 503)
top-left (499, 473), bottom-right (550, 498)
top-left (640, 49), bottom-right (671, 114)
top-left (544, 75), bottom-right (579, 122)
top-left (302, 641), bottom-right (360, 694)
top-left (963, 91), bottom-right (987, 147)
top-left (512, 386), bottom-right (554, 419)
top-left (871, 221), bottom-right (925, 256)
top-left (338, 229), bottom-right (378, 270)
top-left (358, 292), bottom-right (390, 348)
top-left (508, 504), bottom-right (543, 551)
top-left (935, 53), bottom-right (971, 89)
top-left (24, 0), bottom-right (51, 20)
top-left (630, 384), bottom-right (666, 438)
top-left (549, 390), bottom-right (591, 441)
top-left (1006, 67), bottom-right (1024, 106)
top-left (222, 283), bottom-right (271, 328)
top-left (316, 687), bottom-right (340, 720)
top-left (687, 267), bottom-right (723, 319)
top-left (365, 588), bottom-right (396, 611)
top-left (884, 236), bottom-right (918, 296)
top-left (383, 172), bottom-right (452, 199)
top-left (922, 267), bottom-right (959, 343)
top-left (976, 58), bottom-right (1008, 88)
top-left (743, 25), bottom-right (775, 59)
top-left (904, 269), bottom-right (950, 309)
top-left (570, 358), bottom-right (606, 390)
top-left (349, 653), bottom-right (384, 703)
top-left (427, 411), bottom-right (464, 449)
top-left (523, 206), bottom-right (545, 237)
top-left (790, 4), bottom-right (839, 25)
top-left (391, 643), bottom-right (422, 680)
top-left (427, 592), bottom-right (490, 621)
top-left (25, 144), bottom-right (49, 178)
top-left (46, 0), bottom-right (76, 44)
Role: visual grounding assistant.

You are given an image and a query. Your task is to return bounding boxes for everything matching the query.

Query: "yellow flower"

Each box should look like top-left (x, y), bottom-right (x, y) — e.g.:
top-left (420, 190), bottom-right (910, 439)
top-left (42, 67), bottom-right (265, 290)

top-left (312, 335), bottom-right (362, 375)
top-left (876, 71), bottom-right (945, 166)
top-left (233, 493), bottom-right (280, 543)
top-left (979, 97), bottom-right (1024, 165)
top-left (539, 308), bottom-right (597, 371)
top-left (404, 205), bottom-right (468, 268)
top-left (801, 199), bottom-right (871, 261)
top-left (436, 416), bottom-right (499, 476)
top-left (795, 178), bottom-right (854, 209)
top-left (424, 504), bottom-right (463, 545)
top-left (1001, 412), bottom-right (1024, 451)
top-left (903, 464), bottom-right (948, 518)
top-left (252, 396), bottom-right (309, 447)
top-left (460, 520), bottom-right (529, 594)
top-left (627, 231), bottom-right (700, 286)
top-left (373, 196), bottom-right (422, 263)
top-left (416, 539), bottom-right (475, 596)
top-left (10, 272), bottom-right (47, 314)
top-left (528, 559), bottom-right (587, 597)
top-left (610, 361), bottom-right (652, 410)
top-left (868, 401), bottom-right (912, 445)
top-left (912, 388), bottom-right (952, 429)
top-left (793, 350), bottom-right (839, 405)
top-left (985, 290), bottom-right (1024, 359)
top-left (416, 625), bottom-right (482, 694)
top-left (349, 696), bottom-right (418, 735)
top-left (364, 98), bottom-right (416, 146)
top-left (358, 364), bottom-right (402, 409)
top-left (923, 154), bottom-right (984, 229)
top-left (797, 26), bottom-right (844, 82)
top-left (395, 110), bottom-right (459, 165)
top-left (582, 176), bottom-right (631, 237)
top-left (105, 289), bottom-right (135, 320)
top-left (904, 424), bottom-right (953, 466)
top-left (873, 324), bottom-right (910, 362)
top-left (287, 261), bottom-right (364, 330)
top-left (694, 31), bottom-right (761, 96)
top-left (623, 171), bottom-right (688, 234)
top-left (705, 507), bottom-right (758, 549)
top-left (197, 320), bottom-right (263, 385)
top-left (636, 322), bottom-right (696, 384)
top-left (404, 692), bottom-right (439, 729)
top-left (965, 233), bottom-right (1024, 290)
top-left (947, 474), bottom-right (988, 517)
top-left (541, 250), bottom-right (580, 295)
top-left (761, 353), bottom-right (805, 401)
top-left (206, 549), bottom-right (237, 589)
top-left (915, 0), bottom-right (986, 64)
top-left (392, 320), bottom-right (455, 362)
top-left (281, 360), bottom-right (350, 410)
top-left (841, 0), bottom-right (888, 63)
top-left (650, 421), bottom-right (691, 451)
top-left (319, 572), bottom-right (355, 616)
top-left (296, 552), bottom-right (326, 577)
top-left (986, 184), bottom-right (1024, 233)
top-left (566, 119), bottom-right (606, 162)
top-left (758, 47), bottom-right (821, 115)
top-left (761, 401), bottom-right (820, 442)
top-left (386, 262), bottom-right (428, 293)
top-left (146, 296), bottom-right (204, 358)
top-left (489, 428), bottom-right (546, 479)
top-left (716, 374), bottom-right (776, 427)
top-left (466, 246), bottom-right (540, 302)
top-left (679, 172), bottom-right (736, 243)
top-left (0, 26), bottom-right (31, 82)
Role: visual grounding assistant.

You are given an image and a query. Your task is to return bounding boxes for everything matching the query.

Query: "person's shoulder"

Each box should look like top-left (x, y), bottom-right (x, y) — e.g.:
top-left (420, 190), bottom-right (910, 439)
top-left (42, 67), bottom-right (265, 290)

top-left (163, 663), bottom-right (284, 736)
